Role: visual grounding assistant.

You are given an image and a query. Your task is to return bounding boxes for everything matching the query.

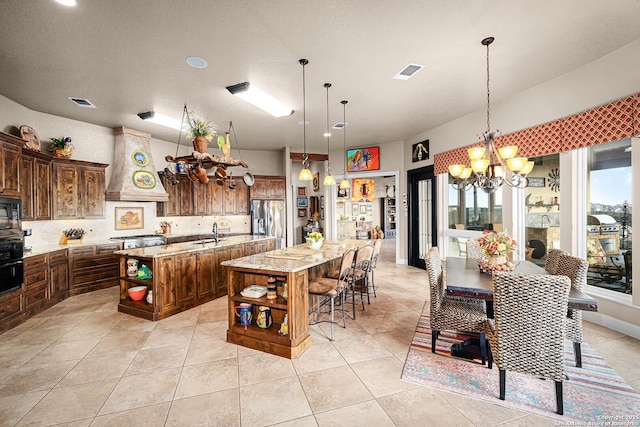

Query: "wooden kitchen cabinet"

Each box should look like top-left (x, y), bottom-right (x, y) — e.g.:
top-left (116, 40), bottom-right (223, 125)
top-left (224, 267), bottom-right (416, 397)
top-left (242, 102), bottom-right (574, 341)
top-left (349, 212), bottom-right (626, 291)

top-left (118, 238), bottom-right (274, 321)
top-left (0, 290), bottom-right (23, 331)
top-left (20, 151), bottom-right (52, 221)
top-left (0, 141), bottom-right (21, 197)
top-left (223, 180), bottom-right (249, 215)
top-left (23, 254), bottom-right (48, 313)
top-left (68, 243), bottom-right (120, 295)
top-left (156, 173), bottom-right (180, 216)
top-left (49, 249), bottom-right (69, 301)
top-left (52, 160), bottom-right (107, 220)
top-left (249, 176), bottom-right (286, 200)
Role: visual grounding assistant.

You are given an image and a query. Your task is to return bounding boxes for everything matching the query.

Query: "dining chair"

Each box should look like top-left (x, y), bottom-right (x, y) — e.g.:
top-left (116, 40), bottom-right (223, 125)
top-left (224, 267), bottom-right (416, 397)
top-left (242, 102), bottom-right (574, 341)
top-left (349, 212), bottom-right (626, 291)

top-left (425, 247), bottom-right (488, 364)
top-left (308, 247), bottom-right (357, 341)
top-left (486, 271), bottom-right (571, 415)
top-left (545, 248), bottom-right (568, 274)
top-left (466, 239), bottom-right (486, 261)
top-left (555, 253), bottom-right (588, 368)
top-left (367, 239), bottom-right (383, 299)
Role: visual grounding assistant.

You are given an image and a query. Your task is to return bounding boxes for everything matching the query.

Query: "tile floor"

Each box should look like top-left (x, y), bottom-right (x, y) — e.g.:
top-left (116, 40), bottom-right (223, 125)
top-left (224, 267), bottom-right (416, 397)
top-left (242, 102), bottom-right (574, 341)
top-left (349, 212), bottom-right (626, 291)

top-left (1, 243), bottom-right (639, 426)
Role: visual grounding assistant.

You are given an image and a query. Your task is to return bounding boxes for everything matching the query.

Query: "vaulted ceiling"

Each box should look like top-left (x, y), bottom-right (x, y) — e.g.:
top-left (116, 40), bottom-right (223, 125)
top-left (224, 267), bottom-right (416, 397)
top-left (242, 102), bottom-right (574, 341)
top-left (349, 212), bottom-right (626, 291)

top-left (2, 1), bottom-right (640, 152)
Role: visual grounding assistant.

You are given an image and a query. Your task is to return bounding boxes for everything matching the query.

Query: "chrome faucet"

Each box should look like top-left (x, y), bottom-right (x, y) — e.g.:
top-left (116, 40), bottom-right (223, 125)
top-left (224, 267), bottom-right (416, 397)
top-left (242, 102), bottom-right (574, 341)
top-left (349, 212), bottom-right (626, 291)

top-left (212, 222), bottom-right (219, 242)
top-left (541, 214), bottom-right (550, 228)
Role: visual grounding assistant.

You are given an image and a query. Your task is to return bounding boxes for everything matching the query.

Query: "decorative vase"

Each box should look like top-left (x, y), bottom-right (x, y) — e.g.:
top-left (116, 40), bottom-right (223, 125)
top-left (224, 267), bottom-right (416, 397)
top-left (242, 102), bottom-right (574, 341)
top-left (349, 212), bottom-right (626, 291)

top-left (126, 259), bottom-right (139, 277)
top-left (306, 238), bottom-right (323, 250)
top-left (193, 136), bottom-right (208, 153)
top-left (146, 290), bottom-right (153, 305)
top-left (487, 254), bottom-right (508, 267)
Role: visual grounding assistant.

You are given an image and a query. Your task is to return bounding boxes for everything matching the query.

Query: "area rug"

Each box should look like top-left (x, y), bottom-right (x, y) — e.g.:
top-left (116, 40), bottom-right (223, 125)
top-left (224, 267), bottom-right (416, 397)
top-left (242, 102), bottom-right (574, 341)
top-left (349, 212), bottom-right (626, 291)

top-left (401, 302), bottom-right (640, 424)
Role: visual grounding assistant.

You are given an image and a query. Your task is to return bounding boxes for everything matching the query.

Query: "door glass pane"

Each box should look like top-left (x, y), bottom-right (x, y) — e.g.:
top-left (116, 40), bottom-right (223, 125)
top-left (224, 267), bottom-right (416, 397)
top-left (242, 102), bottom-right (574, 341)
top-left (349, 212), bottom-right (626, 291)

top-left (586, 139), bottom-right (632, 294)
top-left (418, 179), bottom-right (432, 260)
top-left (524, 154), bottom-right (560, 266)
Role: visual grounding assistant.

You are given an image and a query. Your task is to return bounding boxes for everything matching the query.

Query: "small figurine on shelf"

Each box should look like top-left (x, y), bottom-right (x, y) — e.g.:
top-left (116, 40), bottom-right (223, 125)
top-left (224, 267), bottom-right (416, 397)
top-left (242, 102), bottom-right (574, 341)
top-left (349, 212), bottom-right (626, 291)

top-left (137, 264), bottom-right (152, 280)
top-left (278, 314), bottom-right (288, 336)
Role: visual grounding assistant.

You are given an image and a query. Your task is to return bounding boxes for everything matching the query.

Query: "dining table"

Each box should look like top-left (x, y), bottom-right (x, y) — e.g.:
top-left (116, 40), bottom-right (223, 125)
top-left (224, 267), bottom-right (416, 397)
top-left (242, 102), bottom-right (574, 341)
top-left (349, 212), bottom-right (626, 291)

top-left (445, 257), bottom-right (598, 317)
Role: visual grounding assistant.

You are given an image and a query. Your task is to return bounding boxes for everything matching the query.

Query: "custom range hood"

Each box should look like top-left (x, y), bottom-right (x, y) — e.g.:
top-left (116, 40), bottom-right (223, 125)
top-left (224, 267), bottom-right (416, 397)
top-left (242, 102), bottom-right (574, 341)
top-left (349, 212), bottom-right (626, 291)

top-left (105, 127), bottom-right (169, 202)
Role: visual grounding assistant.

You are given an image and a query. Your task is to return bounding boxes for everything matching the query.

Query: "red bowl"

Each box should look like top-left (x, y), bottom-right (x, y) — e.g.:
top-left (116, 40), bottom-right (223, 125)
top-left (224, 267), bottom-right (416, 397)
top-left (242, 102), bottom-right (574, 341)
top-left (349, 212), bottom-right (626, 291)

top-left (128, 286), bottom-right (147, 301)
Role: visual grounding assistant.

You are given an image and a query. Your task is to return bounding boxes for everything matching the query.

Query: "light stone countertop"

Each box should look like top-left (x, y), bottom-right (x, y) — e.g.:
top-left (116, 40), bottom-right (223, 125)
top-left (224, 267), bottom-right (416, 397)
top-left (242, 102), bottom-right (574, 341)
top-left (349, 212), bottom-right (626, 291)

top-left (114, 235), bottom-right (275, 258)
top-left (23, 239), bottom-right (119, 258)
top-left (221, 239), bottom-right (366, 273)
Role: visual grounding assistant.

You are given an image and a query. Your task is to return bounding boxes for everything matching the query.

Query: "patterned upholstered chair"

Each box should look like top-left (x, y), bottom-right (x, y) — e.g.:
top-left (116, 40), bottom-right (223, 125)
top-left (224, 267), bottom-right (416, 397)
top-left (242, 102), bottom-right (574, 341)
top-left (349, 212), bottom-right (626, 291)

top-left (309, 248), bottom-right (356, 341)
top-left (466, 239), bottom-right (486, 261)
top-left (555, 253), bottom-right (588, 368)
top-left (545, 249), bottom-right (568, 274)
top-left (425, 247), bottom-right (488, 364)
top-left (487, 271), bottom-right (571, 415)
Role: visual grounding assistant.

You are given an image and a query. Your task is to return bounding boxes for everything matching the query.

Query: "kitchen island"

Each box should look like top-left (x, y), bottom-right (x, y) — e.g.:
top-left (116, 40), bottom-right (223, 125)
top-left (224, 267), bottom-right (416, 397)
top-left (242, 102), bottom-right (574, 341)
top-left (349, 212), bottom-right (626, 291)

top-left (222, 239), bottom-right (365, 358)
top-left (115, 235), bottom-right (275, 321)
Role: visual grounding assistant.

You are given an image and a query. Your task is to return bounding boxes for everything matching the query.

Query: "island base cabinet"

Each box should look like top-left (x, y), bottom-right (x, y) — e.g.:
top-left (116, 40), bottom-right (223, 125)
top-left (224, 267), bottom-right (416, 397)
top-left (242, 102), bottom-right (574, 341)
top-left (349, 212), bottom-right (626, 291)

top-left (226, 267), bottom-right (311, 359)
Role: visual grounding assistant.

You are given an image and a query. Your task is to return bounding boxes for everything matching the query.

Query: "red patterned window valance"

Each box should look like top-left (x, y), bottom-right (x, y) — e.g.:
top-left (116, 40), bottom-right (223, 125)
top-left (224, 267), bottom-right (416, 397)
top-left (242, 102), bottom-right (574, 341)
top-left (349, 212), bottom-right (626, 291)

top-left (434, 93), bottom-right (640, 175)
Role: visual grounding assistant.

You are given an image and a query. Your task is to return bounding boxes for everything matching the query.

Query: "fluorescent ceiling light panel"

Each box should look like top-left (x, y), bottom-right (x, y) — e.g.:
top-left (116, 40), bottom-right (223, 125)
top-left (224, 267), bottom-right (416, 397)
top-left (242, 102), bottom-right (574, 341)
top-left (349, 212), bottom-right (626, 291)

top-left (67, 97), bottom-right (96, 108)
top-left (138, 111), bottom-right (182, 130)
top-left (226, 82), bottom-right (293, 118)
top-left (393, 63), bottom-right (424, 80)
top-left (55, 0), bottom-right (77, 6)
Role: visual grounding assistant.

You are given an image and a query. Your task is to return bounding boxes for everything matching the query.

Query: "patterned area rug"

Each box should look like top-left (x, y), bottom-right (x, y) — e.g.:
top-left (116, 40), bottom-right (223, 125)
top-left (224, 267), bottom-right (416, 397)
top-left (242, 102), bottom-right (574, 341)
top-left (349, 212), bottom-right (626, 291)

top-left (402, 302), bottom-right (640, 424)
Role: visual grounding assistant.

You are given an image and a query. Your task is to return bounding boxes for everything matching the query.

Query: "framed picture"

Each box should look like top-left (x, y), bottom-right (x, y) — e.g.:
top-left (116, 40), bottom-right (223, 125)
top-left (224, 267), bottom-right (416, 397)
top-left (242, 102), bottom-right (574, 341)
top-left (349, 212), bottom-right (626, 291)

top-left (347, 146), bottom-right (380, 172)
top-left (528, 177), bottom-right (545, 187)
top-left (412, 140), bottom-right (429, 162)
top-left (337, 187), bottom-right (349, 198)
top-left (298, 208), bottom-right (307, 218)
top-left (312, 173), bottom-right (320, 192)
top-left (352, 204), bottom-right (359, 216)
top-left (359, 205), bottom-right (367, 215)
top-left (114, 207), bottom-right (144, 230)
top-left (352, 178), bottom-right (375, 202)
top-left (297, 197), bottom-right (308, 208)
top-left (297, 186), bottom-right (306, 196)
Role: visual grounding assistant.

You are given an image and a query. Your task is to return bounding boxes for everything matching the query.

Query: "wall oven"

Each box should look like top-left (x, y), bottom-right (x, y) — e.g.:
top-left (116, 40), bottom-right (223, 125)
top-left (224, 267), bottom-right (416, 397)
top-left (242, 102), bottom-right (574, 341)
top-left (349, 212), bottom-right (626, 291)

top-left (0, 197), bottom-right (23, 295)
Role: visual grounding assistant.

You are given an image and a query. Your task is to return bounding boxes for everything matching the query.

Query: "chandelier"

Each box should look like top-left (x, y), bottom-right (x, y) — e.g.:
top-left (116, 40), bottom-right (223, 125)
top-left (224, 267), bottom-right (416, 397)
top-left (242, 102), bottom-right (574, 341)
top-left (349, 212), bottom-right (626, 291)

top-left (448, 37), bottom-right (533, 194)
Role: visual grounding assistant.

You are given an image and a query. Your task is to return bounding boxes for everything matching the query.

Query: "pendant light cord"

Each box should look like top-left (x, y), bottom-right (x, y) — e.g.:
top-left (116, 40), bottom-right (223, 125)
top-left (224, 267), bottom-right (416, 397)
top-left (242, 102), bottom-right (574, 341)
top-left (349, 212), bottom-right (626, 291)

top-left (300, 59), bottom-right (309, 166)
top-left (325, 83), bottom-right (332, 172)
top-left (486, 40), bottom-right (490, 134)
top-left (342, 100), bottom-right (348, 175)
top-left (175, 104), bottom-right (188, 158)
top-left (228, 121), bottom-right (244, 163)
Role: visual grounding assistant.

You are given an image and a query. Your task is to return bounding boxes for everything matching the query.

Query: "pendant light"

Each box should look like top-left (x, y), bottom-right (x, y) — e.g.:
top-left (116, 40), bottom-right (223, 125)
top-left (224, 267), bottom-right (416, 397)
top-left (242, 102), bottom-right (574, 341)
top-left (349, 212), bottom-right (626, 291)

top-left (339, 100), bottom-right (350, 189)
top-left (298, 58), bottom-right (313, 181)
top-left (323, 83), bottom-right (336, 186)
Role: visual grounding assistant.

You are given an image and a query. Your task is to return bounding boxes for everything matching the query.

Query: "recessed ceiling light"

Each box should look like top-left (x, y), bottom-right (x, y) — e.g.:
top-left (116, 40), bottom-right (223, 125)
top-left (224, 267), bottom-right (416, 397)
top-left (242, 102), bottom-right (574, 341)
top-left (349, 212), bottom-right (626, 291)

top-left (55, 0), bottom-right (77, 6)
top-left (67, 97), bottom-right (96, 108)
top-left (186, 57), bottom-right (208, 69)
top-left (393, 63), bottom-right (424, 80)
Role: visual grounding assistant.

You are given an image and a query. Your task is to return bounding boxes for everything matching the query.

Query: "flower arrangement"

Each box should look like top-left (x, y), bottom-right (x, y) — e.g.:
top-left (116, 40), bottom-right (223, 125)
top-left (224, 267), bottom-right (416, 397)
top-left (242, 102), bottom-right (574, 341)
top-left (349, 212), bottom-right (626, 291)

top-left (306, 231), bottom-right (324, 249)
top-left (476, 230), bottom-right (517, 256)
top-left (306, 231), bottom-right (323, 242)
top-left (49, 136), bottom-right (73, 157)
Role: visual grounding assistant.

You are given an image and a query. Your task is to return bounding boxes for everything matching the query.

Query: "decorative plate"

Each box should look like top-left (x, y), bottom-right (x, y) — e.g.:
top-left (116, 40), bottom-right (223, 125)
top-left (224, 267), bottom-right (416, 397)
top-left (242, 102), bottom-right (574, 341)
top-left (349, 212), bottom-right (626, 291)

top-left (132, 170), bottom-right (156, 189)
top-left (19, 125), bottom-right (41, 152)
top-left (132, 150), bottom-right (149, 167)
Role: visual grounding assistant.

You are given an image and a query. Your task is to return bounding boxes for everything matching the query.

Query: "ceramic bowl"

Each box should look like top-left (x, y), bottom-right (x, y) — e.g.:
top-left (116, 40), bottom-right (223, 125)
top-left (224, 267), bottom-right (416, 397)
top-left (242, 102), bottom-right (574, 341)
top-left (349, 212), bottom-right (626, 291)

top-left (128, 286), bottom-right (147, 301)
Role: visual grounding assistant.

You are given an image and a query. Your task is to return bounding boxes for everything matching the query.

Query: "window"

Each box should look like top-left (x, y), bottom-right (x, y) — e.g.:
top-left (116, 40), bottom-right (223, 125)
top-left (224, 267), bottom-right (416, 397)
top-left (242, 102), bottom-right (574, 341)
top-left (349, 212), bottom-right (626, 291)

top-left (586, 139), bottom-right (632, 294)
top-left (447, 177), bottom-right (502, 231)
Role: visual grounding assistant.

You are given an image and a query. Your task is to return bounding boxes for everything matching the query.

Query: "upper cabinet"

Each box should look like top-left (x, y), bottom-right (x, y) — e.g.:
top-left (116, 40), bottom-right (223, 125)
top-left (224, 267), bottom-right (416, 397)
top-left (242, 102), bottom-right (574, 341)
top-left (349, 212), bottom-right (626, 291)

top-left (52, 160), bottom-right (107, 220)
top-left (249, 176), bottom-right (285, 200)
top-left (157, 172), bottom-right (249, 217)
top-left (21, 150), bottom-right (52, 221)
top-left (0, 140), bottom-right (21, 198)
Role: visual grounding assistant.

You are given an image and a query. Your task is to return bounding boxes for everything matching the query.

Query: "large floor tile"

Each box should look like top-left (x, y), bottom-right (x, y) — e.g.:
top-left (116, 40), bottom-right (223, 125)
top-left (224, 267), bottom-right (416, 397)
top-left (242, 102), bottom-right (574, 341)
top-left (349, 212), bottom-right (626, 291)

top-left (125, 344), bottom-right (188, 375)
top-left (57, 352), bottom-right (136, 387)
top-left (184, 338), bottom-right (238, 365)
top-left (298, 365), bottom-right (373, 413)
top-left (90, 402), bottom-right (171, 427)
top-left (174, 358), bottom-right (239, 399)
top-left (292, 341), bottom-right (347, 375)
top-left (0, 360), bottom-right (78, 397)
top-left (332, 335), bottom-right (393, 364)
top-left (314, 399), bottom-right (395, 427)
top-left (238, 351), bottom-right (297, 386)
top-left (166, 389), bottom-right (240, 426)
top-left (239, 376), bottom-right (312, 426)
top-left (350, 355), bottom-right (419, 397)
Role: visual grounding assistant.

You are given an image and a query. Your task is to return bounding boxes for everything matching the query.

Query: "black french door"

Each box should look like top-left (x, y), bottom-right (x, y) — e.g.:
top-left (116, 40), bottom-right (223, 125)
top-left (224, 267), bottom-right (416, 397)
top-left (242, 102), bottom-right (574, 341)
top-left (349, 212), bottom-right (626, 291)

top-left (408, 166), bottom-right (437, 269)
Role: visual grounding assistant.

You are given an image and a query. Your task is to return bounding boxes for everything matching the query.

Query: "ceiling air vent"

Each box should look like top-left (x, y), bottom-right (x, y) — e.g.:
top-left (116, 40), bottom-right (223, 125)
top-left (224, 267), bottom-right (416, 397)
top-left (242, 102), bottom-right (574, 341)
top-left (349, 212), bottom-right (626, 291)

top-left (393, 63), bottom-right (424, 80)
top-left (332, 122), bottom-right (347, 129)
top-left (67, 97), bottom-right (97, 108)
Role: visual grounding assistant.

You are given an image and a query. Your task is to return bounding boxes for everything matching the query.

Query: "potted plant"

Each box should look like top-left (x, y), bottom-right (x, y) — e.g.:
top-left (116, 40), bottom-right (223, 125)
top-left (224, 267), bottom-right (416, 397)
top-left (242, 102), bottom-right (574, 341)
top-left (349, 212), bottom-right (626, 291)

top-left (185, 114), bottom-right (216, 153)
top-left (49, 136), bottom-right (73, 158)
top-left (306, 231), bottom-right (324, 250)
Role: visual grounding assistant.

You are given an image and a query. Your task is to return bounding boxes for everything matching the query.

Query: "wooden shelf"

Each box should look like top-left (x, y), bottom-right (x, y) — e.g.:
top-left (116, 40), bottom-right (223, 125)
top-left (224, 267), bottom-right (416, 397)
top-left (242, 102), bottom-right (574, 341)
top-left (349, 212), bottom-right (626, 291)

top-left (526, 203), bottom-right (559, 212)
top-left (231, 294), bottom-right (288, 310)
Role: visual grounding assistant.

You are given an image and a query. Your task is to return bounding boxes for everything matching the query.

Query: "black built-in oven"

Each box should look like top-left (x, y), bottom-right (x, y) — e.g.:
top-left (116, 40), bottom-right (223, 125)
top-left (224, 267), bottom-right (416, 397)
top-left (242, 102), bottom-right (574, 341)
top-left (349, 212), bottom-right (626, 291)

top-left (0, 197), bottom-right (23, 295)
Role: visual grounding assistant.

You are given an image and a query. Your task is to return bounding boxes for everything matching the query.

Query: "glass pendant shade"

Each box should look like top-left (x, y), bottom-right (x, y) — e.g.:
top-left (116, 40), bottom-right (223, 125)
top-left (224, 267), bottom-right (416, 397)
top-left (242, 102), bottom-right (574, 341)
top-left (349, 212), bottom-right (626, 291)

top-left (520, 161), bottom-right (535, 175)
top-left (339, 178), bottom-right (350, 189)
top-left (299, 168), bottom-right (313, 180)
top-left (448, 164), bottom-right (465, 177)
top-left (471, 159), bottom-right (490, 173)
top-left (498, 145), bottom-right (518, 160)
top-left (468, 147), bottom-right (486, 160)
top-left (324, 174), bottom-right (335, 185)
top-left (460, 167), bottom-right (473, 179)
top-left (506, 157), bottom-right (527, 172)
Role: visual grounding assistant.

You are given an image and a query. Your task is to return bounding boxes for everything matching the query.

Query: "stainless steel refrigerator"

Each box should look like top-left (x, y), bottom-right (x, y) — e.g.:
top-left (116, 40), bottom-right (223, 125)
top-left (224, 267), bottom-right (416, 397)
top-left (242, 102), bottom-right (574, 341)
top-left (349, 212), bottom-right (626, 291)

top-left (251, 199), bottom-right (286, 249)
